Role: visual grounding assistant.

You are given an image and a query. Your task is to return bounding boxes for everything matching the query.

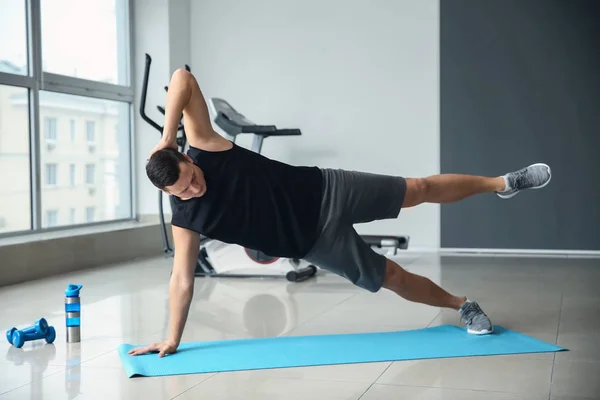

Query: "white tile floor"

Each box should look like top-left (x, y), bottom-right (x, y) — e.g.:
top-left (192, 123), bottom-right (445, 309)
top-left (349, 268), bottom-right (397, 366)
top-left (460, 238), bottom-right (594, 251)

top-left (0, 253), bottom-right (599, 399)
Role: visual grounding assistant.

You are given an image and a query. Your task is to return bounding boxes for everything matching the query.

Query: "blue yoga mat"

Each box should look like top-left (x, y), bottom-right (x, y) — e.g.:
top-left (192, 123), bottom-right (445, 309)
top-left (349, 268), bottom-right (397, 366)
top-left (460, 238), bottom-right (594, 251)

top-left (117, 325), bottom-right (566, 378)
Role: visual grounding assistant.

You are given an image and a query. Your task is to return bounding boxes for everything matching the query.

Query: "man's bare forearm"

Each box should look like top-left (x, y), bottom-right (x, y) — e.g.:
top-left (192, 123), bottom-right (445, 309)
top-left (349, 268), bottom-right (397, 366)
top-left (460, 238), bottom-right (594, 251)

top-left (162, 69), bottom-right (193, 146)
top-left (165, 227), bottom-right (200, 347)
top-left (167, 276), bottom-right (194, 346)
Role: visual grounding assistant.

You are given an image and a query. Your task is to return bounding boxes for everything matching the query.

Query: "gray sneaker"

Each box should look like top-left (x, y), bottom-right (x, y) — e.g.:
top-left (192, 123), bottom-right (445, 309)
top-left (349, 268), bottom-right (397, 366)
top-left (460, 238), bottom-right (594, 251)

top-left (459, 300), bottom-right (493, 335)
top-left (497, 163), bottom-right (552, 199)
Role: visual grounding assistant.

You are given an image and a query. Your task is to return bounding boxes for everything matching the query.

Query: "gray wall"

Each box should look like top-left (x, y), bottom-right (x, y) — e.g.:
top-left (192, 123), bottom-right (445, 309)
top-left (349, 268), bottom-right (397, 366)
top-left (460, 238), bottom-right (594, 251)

top-left (440, 0), bottom-right (600, 251)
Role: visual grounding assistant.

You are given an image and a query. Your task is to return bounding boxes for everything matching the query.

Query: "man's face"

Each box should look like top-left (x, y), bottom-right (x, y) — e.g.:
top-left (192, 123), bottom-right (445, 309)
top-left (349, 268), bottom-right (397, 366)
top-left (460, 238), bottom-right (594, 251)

top-left (164, 155), bottom-right (206, 199)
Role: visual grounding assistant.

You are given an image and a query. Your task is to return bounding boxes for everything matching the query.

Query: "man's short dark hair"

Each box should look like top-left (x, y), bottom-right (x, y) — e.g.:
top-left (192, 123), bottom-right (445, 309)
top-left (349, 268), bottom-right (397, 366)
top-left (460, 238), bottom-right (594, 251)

top-left (146, 148), bottom-right (187, 190)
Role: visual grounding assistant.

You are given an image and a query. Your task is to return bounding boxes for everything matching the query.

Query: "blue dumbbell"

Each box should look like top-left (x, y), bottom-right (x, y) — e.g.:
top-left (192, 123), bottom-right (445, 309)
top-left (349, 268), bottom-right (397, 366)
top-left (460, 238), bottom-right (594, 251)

top-left (6, 328), bottom-right (16, 344)
top-left (11, 325), bottom-right (56, 348)
top-left (6, 318), bottom-right (49, 346)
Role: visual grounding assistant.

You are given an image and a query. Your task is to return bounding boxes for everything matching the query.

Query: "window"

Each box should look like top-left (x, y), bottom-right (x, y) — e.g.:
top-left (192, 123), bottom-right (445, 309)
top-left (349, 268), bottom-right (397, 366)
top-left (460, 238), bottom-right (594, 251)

top-left (40, 91), bottom-right (131, 227)
top-left (45, 164), bottom-right (57, 186)
top-left (45, 210), bottom-right (58, 227)
top-left (69, 164), bottom-right (76, 186)
top-left (86, 121), bottom-right (95, 143)
top-left (0, 86), bottom-right (30, 234)
top-left (70, 119), bottom-right (76, 142)
top-left (44, 117), bottom-right (57, 141)
top-left (85, 164), bottom-right (95, 185)
top-left (0, 0), bottom-right (27, 76)
top-left (40, 0), bottom-right (130, 85)
top-left (85, 207), bottom-right (95, 223)
top-left (0, 0), bottom-right (132, 236)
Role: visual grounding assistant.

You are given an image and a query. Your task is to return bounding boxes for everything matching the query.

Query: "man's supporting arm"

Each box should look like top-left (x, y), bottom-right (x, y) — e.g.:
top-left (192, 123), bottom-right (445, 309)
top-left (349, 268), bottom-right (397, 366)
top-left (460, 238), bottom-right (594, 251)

top-left (127, 226), bottom-right (200, 357)
top-left (166, 225), bottom-right (201, 347)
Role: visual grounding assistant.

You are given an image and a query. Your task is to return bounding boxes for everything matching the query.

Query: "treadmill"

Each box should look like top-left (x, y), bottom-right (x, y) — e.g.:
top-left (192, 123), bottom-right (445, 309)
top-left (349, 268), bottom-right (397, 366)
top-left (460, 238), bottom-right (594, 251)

top-left (208, 98), bottom-right (410, 255)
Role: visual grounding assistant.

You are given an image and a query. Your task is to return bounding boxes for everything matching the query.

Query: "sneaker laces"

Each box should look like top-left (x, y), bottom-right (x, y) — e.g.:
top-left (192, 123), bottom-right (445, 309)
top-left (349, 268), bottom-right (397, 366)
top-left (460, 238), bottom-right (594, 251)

top-left (510, 167), bottom-right (529, 189)
top-left (460, 302), bottom-right (483, 325)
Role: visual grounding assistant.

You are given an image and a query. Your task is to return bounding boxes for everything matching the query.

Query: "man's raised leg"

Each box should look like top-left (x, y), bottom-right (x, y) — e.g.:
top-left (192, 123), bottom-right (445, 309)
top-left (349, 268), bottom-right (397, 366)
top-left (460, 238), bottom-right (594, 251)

top-left (402, 163), bottom-right (551, 207)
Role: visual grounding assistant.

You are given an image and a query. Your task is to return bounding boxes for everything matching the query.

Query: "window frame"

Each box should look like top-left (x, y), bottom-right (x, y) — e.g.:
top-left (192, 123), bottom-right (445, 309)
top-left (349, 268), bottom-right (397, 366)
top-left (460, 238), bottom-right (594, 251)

top-left (0, 0), bottom-right (136, 238)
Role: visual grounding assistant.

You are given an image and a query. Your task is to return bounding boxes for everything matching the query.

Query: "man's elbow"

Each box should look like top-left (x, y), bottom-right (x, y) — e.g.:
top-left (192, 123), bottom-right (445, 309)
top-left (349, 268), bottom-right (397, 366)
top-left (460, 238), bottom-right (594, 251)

top-left (170, 68), bottom-right (193, 86)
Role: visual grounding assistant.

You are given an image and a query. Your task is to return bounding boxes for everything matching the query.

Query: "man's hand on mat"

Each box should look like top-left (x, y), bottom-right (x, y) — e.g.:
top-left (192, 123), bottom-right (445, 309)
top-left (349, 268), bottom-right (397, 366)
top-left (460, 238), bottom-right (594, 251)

top-left (128, 340), bottom-right (178, 358)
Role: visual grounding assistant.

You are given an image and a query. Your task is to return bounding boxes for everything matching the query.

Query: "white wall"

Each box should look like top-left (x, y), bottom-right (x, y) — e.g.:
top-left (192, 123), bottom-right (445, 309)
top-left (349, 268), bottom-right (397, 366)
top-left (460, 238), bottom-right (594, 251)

top-left (189, 0), bottom-right (440, 249)
top-left (133, 0), bottom-right (190, 217)
top-left (133, 0), bottom-right (169, 217)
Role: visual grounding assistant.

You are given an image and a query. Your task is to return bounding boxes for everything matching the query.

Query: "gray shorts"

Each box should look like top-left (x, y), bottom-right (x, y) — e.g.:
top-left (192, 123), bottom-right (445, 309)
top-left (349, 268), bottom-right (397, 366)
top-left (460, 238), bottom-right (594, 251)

top-left (304, 168), bottom-right (407, 292)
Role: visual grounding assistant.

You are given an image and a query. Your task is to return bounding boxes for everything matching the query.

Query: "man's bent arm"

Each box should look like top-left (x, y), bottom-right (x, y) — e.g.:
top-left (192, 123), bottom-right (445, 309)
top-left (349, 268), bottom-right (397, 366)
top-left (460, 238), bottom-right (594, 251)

top-left (162, 69), bottom-right (218, 149)
top-left (167, 225), bottom-right (201, 347)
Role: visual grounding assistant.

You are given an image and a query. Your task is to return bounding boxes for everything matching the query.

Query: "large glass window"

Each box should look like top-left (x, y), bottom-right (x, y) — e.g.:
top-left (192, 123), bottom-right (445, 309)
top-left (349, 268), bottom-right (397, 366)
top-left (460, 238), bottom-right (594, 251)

top-left (40, 0), bottom-right (130, 85)
top-left (0, 0), bottom-right (133, 236)
top-left (0, 85), bottom-right (30, 234)
top-left (0, 0), bottom-right (28, 76)
top-left (39, 91), bottom-right (132, 229)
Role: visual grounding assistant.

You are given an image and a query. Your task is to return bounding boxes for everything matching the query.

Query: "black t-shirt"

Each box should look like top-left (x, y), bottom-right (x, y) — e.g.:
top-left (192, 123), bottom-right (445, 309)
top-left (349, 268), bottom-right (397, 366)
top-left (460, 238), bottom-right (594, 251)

top-left (170, 142), bottom-right (324, 259)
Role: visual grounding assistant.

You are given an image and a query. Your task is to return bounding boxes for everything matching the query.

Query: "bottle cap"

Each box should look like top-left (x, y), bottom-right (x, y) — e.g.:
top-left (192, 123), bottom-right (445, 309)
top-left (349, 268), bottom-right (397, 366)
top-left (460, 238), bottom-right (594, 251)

top-left (65, 284), bottom-right (83, 297)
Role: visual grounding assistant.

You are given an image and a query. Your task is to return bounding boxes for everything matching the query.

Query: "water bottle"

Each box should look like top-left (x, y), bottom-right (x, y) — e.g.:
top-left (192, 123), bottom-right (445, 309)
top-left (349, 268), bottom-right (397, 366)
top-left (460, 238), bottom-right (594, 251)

top-left (65, 284), bottom-right (83, 343)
